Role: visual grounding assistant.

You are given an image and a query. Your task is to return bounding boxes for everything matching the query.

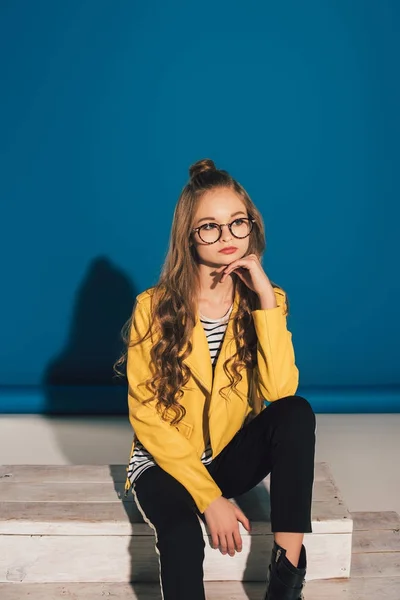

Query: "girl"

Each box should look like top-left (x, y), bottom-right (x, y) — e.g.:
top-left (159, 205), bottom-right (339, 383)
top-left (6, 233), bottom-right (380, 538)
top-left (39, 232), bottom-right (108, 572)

top-left (115, 158), bottom-right (316, 600)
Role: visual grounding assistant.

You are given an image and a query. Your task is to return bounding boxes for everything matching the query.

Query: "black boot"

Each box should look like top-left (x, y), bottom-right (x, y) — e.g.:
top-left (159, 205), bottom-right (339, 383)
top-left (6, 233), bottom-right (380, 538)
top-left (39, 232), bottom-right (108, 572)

top-left (263, 540), bottom-right (307, 600)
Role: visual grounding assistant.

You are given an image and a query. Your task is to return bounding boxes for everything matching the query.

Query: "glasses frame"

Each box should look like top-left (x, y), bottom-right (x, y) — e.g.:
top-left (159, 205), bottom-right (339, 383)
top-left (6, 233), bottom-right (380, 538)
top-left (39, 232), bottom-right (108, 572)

top-left (191, 217), bottom-right (256, 245)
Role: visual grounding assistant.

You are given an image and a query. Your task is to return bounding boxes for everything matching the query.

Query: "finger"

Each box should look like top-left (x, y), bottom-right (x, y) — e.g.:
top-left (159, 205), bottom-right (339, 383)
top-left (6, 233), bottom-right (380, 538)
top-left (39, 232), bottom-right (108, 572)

top-left (218, 533), bottom-right (228, 555)
top-left (220, 262), bottom-right (237, 277)
top-left (223, 261), bottom-right (251, 277)
top-left (211, 532), bottom-right (219, 550)
top-left (232, 270), bottom-right (246, 283)
top-left (216, 264), bottom-right (227, 273)
top-left (233, 528), bottom-right (243, 552)
top-left (221, 265), bottom-right (241, 281)
top-left (234, 507), bottom-right (251, 532)
top-left (226, 532), bottom-right (236, 557)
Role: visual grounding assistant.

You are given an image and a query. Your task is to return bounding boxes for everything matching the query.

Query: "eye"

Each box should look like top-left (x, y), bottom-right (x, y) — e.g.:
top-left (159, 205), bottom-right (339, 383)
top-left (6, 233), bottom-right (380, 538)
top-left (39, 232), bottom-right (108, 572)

top-left (202, 222), bottom-right (219, 230)
top-left (233, 218), bottom-right (245, 225)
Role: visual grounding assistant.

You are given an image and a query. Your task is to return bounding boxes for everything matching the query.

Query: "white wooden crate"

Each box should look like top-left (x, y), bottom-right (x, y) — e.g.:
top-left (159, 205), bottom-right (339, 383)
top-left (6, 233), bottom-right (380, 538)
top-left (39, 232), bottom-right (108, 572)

top-left (0, 462), bottom-right (352, 583)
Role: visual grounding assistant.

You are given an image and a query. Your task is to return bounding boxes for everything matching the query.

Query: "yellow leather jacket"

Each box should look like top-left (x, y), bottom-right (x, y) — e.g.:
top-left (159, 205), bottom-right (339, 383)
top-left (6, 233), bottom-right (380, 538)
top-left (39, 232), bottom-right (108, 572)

top-left (124, 285), bottom-right (299, 513)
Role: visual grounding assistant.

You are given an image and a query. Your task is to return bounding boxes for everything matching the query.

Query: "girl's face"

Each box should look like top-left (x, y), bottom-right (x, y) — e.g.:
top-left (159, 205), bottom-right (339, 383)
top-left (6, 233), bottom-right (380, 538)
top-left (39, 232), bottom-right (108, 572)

top-left (191, 188), bottom-right (251, 267)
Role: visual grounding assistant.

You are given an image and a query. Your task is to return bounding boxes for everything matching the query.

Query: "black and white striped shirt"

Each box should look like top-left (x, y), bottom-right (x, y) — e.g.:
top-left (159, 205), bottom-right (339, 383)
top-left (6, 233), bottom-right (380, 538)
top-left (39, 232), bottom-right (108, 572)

top-left (127, 303), bottom-right (234, 486)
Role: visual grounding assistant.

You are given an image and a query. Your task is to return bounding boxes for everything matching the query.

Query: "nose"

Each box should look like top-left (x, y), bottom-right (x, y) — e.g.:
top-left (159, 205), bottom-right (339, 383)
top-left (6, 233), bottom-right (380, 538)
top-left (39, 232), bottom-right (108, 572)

top-left (220, 223), bottom-right (233, 241)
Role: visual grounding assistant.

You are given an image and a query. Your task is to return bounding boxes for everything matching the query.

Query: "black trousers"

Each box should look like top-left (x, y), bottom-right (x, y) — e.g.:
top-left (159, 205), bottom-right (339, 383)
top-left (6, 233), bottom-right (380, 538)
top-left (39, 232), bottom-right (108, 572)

top-left (133, 394), bottom-right (316, 600)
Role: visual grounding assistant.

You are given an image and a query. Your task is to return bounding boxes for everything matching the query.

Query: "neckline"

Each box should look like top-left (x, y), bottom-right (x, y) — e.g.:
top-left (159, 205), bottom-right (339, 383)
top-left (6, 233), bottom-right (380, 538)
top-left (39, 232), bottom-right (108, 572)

top-left (199, 303), bottom-right (233, 323)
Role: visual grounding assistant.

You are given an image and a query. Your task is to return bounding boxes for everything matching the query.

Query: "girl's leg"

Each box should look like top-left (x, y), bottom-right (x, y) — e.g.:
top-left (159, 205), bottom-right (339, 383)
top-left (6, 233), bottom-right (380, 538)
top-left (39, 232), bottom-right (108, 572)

top-left (133, 465), bottom-right (206, 600)
top-left (207, 395), bottom-right (316, 556)
top-left (207, 394), bottom-right (315, 598)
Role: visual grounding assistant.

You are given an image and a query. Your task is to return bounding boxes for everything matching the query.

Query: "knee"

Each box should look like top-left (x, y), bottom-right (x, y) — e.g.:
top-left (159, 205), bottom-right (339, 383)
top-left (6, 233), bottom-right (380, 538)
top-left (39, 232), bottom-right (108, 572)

top-left (271, 394), bottom-right (316, 432)
top-left (289, 394), bottom-right (315, 417)
top-left (295, 395), bottom-right (315, 429)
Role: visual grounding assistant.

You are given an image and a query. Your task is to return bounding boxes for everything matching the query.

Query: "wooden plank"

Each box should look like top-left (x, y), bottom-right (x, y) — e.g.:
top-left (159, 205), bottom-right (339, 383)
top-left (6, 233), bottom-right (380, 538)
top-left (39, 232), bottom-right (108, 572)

top-left (231, 497), bottom-right (351, 535)
top-left (0, 579), bottom-right (400, 600)
top-left (314, 462), bottom-right (333, 481)
top-left (0, 462), bottom-right (334, 484)
top-left (0, 531), bottom-right (352, 582)
top-left (0, 481), bottom-right (129, 503)
top-left (0, 477), bottom-right (340, 503)
top-left (0, 498), bottom-right (352, 536)
top-left (238, 477), bottom-right (344, 507)
top-left (0, 583), bottom-right (163, 600)
top-left (352, 511), bottom-right (400, 531)
top-left (310, 500), bottom-right (352, 533)
top-left (352, 529), bottom-right (400, 553)
top-left (0, 501), bottom-right (144, 524)
top-left (0, 502), bottom-right (149, 535)
top-left (304, 576), bottom-right (400, 599)
top-left (0, 465), bottom-right (128, 483)
top-left (351, 552), bottom-right (400, 578)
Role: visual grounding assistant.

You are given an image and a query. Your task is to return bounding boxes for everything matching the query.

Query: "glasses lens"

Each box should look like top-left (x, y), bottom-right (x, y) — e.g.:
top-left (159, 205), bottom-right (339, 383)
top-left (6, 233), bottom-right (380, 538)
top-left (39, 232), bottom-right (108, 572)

top-left (231, 218), bottom-right (252, 238)
top-left (198, 223), bottom-right (221, 243)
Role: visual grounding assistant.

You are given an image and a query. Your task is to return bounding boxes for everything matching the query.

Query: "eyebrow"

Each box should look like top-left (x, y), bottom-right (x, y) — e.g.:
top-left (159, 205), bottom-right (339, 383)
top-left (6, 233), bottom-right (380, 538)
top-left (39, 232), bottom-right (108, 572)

top-left (196, 211), bottom-right (247, 225)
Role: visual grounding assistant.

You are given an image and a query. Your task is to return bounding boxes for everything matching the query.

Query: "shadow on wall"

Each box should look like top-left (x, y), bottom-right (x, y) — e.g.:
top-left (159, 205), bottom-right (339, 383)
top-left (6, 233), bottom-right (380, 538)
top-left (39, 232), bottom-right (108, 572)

top-left (42, 255), bottom-right (136, 414)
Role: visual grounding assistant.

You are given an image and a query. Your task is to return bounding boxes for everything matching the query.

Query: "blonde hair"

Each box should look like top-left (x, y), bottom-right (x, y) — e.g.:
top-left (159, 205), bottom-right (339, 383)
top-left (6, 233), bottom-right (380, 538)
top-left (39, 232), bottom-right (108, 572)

top-left (113, 158), bottom-right (287, 424)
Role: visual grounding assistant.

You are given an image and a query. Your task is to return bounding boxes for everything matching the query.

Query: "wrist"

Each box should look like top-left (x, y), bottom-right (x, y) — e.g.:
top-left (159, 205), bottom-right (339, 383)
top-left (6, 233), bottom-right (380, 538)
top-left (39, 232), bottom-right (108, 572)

top-left (257, 287), bottom-right (277, 309)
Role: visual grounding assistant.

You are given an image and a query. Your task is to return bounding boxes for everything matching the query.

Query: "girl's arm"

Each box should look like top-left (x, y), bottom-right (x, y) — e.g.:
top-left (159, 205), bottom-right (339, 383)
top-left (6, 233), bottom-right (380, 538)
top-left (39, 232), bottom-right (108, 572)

top-left (251, 287), bottom-right (299, 402)
top-left (127, 297), bottom-right (222, 514)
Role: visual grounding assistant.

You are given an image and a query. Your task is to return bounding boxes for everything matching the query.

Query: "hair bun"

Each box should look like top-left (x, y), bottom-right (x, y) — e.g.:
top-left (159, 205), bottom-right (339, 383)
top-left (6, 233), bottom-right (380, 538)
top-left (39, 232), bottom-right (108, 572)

top-left (189, 158), bottom-right (217, 180)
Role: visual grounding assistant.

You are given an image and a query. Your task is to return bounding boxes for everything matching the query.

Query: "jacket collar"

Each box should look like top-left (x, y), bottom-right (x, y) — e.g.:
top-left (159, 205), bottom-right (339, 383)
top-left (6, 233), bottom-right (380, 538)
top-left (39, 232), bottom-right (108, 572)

top-left (183, 286), bottom-right (241, 394)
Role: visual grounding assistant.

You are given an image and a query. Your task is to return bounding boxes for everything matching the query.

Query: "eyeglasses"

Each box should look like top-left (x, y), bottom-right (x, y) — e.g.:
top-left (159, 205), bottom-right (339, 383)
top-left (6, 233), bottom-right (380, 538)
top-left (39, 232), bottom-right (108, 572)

top-left (191, 217), bottom-right (256, 245)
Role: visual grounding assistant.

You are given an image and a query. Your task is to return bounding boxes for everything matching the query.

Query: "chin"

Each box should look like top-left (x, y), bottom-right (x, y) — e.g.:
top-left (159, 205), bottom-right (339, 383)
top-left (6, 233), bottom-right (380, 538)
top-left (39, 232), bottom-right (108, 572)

top-left (216, 254), bottom-right (235, 263)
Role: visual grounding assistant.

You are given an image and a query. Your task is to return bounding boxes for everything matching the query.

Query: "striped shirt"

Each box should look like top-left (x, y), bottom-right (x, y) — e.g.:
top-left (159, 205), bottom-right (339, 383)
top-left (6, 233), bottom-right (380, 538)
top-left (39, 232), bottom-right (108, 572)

top-left (127, 303), bottom-right (234, 486)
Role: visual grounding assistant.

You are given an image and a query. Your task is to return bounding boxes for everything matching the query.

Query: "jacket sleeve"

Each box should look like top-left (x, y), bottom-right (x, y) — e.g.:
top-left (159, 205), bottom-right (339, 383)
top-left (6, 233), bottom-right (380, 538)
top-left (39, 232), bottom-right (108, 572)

top-left (251, 287), bottom-right (299, 402)
top-left (126, 297), bottom-right (223, 513)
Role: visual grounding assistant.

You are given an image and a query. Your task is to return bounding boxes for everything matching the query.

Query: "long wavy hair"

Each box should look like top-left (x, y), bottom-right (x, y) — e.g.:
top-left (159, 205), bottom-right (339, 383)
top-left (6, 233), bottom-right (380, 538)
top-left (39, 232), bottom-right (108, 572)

top-left (113, 158), bottom-right (288, 425)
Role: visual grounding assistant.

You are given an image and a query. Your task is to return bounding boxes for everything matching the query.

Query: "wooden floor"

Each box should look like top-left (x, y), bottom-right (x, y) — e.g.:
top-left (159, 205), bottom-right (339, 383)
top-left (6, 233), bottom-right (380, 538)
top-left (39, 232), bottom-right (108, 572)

top-left (0, 510), bottom-right (399, 599)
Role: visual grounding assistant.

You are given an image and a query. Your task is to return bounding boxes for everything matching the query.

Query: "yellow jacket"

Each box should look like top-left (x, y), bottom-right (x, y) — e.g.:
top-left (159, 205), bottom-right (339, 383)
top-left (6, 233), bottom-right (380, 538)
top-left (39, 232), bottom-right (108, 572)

top-left (124, 285), bottom-right (299, 513)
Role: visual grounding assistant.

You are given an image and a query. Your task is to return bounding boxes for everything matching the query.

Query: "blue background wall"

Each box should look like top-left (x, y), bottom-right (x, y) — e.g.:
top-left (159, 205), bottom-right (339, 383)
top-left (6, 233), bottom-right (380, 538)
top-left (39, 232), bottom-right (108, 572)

top-left (1, 1), bottom-right (399, 413)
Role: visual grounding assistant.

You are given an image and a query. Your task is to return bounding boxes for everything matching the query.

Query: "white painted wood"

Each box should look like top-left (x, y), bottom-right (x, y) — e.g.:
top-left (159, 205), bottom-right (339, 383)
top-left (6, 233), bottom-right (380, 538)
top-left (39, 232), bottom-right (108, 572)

top-left (0, 531), bottom-right (351, 583)
top-left (0, 475), bottom-right (340, 503)
top-left (303, 576), bottom-right (400, 599)
top-left (0, 578), bottom-right (400, 600)
top-left (0, 464), bottom-right (126, 483)
top-left (351, 551), bottom-right (400, 578)
top-left (0, 498), bottom-right (352, 535)
top-left (352, 528), bottom-right (400, 553)
top-left (0, 462), bottom-right (354, 583)
top-left (0, 461), bottom-right (353, 538)
top-left (0, 481), bottom-right (129, 502)
top-left (307, 501), bottom-right (352, 534)
top-left (0, 461), bottom-right (338, 484)
top-left (351, 510), bottom-right (400, 531)
top-left (0, 464), bottom-right (353, 538)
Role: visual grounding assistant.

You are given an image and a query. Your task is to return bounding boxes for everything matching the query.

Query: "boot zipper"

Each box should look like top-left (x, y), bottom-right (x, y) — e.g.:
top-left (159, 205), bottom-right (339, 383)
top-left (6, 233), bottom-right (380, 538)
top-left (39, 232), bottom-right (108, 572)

top-left (275, 548), bottom-right (282, 563)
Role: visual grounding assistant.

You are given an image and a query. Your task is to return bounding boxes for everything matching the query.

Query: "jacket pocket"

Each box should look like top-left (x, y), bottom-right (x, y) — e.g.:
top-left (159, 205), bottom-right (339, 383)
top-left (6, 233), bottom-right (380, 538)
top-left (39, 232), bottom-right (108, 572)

top-left (175, 419), bottom-right (193, 439)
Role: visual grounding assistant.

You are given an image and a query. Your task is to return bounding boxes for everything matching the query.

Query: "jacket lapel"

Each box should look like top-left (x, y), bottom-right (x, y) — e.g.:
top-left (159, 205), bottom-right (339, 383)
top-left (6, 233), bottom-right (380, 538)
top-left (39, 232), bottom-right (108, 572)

top-left (182, 316), bottom-right (213, 393)
top-left (183, 287), bottom-right (240, 394)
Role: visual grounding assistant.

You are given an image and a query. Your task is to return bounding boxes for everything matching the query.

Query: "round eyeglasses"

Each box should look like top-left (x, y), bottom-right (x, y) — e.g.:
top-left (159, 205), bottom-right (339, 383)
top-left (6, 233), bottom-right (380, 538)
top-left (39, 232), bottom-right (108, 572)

top-left (191, 217), bottom-right (256, 245)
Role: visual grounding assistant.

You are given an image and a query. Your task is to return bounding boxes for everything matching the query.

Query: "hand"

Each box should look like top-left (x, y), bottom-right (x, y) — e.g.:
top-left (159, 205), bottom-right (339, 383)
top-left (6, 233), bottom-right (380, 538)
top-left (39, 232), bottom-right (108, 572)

top-left (218, 253), bottom-right (274, 297)
top-left (203, 496), bottom-right (251, 556)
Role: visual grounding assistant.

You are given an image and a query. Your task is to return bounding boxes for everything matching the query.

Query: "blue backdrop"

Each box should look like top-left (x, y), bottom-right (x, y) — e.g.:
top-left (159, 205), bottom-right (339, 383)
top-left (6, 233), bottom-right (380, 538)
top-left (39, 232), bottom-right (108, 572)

top-left (1, 1), bottom-right (399, 413)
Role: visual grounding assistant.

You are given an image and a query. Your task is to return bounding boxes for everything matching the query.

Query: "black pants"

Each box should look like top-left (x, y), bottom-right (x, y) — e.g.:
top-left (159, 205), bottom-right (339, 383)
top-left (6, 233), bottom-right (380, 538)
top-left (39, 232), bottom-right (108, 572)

top-left (133, 394), bottom-right (316, 600)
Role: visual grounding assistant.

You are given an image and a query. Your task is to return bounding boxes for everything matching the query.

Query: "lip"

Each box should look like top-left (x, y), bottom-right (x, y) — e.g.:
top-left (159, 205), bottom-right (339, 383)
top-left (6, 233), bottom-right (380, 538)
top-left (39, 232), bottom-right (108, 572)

top-left (219, 247), bottom-right (238, 254)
